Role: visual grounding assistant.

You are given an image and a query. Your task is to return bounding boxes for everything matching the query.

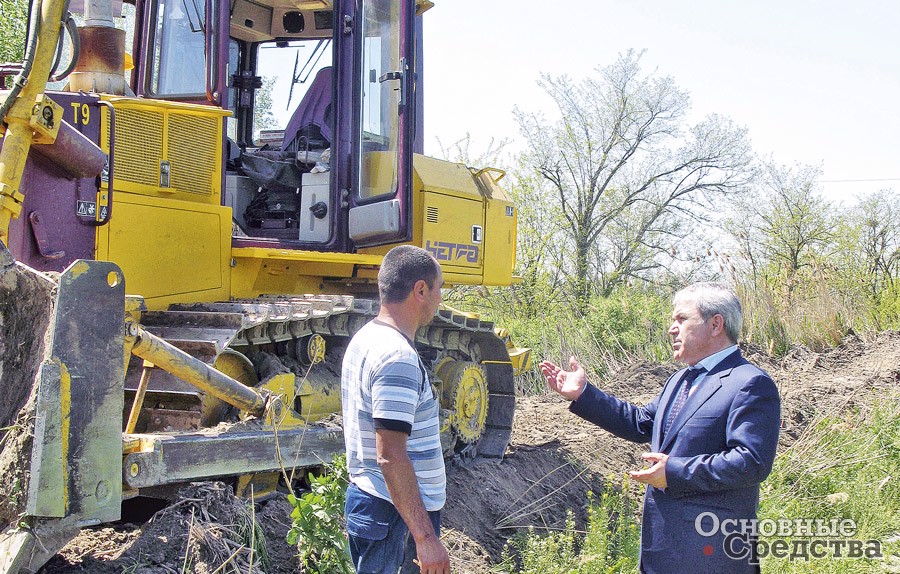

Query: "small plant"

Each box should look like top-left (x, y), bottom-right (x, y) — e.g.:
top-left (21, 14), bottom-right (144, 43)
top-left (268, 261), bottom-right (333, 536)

top-left (286, 454), bottom-right (353, 574)
top-left (496, 479), bottom-right (640, 573)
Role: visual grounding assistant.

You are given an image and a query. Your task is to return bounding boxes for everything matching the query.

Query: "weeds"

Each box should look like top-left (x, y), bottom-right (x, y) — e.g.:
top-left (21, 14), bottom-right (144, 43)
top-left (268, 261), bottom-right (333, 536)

top-left (496, 479), bottom-right (640, 574)
top-left (286, 453), bottom-right (353, 574)
top-left (759, 393), bottom-right (900, 572)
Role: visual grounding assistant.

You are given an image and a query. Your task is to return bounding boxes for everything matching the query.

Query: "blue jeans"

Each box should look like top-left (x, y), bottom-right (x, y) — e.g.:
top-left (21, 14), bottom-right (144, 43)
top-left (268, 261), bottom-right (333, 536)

top-left (345, 483), bottom-right (441, 574)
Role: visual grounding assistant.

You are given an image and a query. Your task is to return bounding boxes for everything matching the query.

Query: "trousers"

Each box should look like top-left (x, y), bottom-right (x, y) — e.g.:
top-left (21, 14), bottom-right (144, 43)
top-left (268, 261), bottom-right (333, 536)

top-left (345, 482), bottom-right (441, 574)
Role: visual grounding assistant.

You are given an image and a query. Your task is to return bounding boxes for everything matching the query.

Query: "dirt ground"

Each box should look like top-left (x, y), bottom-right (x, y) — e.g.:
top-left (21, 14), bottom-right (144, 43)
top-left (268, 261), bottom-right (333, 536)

top-left (34, 331), bottom-right (900, 573)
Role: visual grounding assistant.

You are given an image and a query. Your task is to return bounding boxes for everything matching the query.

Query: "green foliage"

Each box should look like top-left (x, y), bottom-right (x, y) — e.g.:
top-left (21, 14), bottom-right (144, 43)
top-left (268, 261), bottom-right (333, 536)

top-left (582, 290), bottom-right (671, 364)
top-left (0, 0), bottom-right (27, 66)
top-left (286, 455), bottom-right (353, 574)
top-left (870, 285), bottom-right (900, 331)
top-left (497, 480), bottom-right (640, 574)
top-left (736, 267), bottom-right (849, 355)
top-left (447, 283), bottom-right (671, 394)
top-left (758, 395), bottom-right (900, 572)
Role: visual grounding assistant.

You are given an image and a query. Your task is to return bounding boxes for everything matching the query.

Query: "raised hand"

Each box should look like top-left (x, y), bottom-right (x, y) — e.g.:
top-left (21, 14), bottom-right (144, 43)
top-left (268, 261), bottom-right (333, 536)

top-left (539, 356), bottom-right (587, 401)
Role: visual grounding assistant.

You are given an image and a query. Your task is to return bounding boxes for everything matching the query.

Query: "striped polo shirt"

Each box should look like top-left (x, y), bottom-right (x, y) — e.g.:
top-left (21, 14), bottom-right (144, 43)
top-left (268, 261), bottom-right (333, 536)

top-left (341, 320), bottom-right (446, 511)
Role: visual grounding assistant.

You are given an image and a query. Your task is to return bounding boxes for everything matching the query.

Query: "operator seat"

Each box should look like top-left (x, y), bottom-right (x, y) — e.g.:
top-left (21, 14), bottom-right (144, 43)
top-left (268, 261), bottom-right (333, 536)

top-left (282, 66), bottom-right (333, 153)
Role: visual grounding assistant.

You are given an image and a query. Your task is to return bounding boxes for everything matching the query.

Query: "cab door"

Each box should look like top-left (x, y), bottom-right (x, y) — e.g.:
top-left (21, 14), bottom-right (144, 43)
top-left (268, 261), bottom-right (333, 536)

top-left (346, 0), bottom-right (416, 247)
top-left (135, 0), bottom-right (227, 106)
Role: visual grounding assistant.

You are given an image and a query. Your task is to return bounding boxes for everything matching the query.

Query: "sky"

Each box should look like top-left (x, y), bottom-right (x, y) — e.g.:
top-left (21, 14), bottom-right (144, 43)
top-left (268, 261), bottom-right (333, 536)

top-left (421, 0), bottom-right (900, 205)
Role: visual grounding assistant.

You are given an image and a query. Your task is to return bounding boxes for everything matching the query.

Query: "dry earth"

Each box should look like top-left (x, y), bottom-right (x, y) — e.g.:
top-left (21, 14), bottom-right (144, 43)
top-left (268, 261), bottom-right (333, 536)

top-left (35, 331), bottom-right (900, 573)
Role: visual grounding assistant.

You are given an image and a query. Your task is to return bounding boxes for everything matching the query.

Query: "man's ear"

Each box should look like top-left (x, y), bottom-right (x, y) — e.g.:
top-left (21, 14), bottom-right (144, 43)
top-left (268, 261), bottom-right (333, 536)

top-left (412, 279), bottom-right (428, 302)
top-left (711, 313), bottom-right (725, 336)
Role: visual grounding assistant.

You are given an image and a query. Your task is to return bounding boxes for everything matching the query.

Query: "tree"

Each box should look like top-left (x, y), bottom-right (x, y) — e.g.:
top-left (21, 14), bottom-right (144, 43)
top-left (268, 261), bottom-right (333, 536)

top-left (435, 132), bottom-right (511, 170)
top-left (0, 0), bottom-right (28, 67)
top-left (734, 161), bottom-right (833, 300)
top-left (515, 50), bottom-right (752, 306)
top-left (253, 77), bottom-right (279, 137)
top-left (854, 190), bottom-right (900, 296)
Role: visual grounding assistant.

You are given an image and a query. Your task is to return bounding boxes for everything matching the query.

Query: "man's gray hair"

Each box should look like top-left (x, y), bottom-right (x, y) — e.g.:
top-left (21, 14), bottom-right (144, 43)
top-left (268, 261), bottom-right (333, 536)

top-left (673, 282), bottom-right (743, 343)
top-left (378, 245), bottom-right (440, 304)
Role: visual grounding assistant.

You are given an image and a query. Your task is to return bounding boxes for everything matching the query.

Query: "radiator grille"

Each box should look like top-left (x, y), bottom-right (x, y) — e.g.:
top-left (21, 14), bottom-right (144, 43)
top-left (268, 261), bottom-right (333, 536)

top-left (114, 108), bottom-right (163, 187)
top-left (168, 113), bottom-right (218, 195)
top-left (426, 206), bottom-right (439, 224)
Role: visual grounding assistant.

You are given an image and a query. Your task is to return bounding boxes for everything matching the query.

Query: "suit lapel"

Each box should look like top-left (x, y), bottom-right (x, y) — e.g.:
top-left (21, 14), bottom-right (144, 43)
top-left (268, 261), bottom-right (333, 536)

top-left (659, 350), bottom-right (743, 452)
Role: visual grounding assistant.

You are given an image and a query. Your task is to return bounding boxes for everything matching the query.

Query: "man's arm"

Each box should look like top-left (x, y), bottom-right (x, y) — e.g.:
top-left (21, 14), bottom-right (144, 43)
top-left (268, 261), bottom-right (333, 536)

top-left (542, 357), bottom-right (660, 443)
top-left (569, 383), bottom-right (660, 443)
top-left (376, 428), bottom-right (450, 574)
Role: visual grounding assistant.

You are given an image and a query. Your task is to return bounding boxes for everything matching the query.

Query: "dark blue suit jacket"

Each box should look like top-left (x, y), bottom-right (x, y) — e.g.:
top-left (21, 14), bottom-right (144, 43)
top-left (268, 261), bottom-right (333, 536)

top-left (570, 350), bottom-right (780, 574)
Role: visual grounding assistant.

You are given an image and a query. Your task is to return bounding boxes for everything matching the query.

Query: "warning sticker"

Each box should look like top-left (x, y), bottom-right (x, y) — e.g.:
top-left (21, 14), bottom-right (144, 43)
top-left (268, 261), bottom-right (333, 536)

top-left (76, 200), bottom-right (97, 218)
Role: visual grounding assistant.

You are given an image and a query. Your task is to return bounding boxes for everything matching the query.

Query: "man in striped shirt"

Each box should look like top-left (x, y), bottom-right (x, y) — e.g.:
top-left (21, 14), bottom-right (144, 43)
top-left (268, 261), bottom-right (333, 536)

top-left (342, 245), bottom-right (450, 574)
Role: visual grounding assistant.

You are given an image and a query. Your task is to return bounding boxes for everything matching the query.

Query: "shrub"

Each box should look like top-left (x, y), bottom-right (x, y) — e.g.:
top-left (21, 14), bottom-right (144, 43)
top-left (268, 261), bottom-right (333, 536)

top-left (286, 454), bottom-right (353, 574)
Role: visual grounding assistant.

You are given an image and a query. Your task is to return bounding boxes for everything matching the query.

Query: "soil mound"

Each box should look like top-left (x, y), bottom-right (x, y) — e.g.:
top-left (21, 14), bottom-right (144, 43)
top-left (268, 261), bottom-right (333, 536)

top-left (0, 260), bottom-right (56, 527)
top-left (40, 483), bottom-right (299, 574)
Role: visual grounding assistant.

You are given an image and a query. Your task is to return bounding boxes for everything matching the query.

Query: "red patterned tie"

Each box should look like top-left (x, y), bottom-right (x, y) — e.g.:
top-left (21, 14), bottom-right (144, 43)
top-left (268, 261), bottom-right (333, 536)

top-left (663, 366), bottom-right (706, 437)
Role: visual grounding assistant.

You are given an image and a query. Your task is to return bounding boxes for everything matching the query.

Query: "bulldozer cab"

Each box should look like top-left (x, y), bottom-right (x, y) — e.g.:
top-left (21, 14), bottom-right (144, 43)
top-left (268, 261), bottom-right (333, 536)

top-left (131, 0), bottom-right (420, 250)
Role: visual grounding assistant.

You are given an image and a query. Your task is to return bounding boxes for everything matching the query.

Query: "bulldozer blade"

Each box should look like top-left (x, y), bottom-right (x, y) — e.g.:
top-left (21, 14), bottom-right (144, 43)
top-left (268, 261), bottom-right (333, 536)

top-left (1, 259), bottom-right (125, 574)
top-left (27, 260), bottom-right (126, 521)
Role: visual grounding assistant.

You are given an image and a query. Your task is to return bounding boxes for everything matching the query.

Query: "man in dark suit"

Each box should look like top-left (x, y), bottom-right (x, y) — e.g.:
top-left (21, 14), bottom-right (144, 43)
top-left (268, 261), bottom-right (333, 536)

top-left (540, 282), bottom-right (780, 573)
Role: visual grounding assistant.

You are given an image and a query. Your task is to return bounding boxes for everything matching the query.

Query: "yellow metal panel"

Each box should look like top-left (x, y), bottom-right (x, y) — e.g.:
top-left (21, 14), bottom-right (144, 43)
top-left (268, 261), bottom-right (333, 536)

top-left (99, 194), bottom-right (230, 309)
top-left (111, 106), bottom-right (163, 188)
top-left (482, 196), bottom-right (517, 286)
top-left (422, 191), bottom-right (483, 274)
top-left (168, 113), bottom-right (221, 198)
top-left (231, 247), bottom-right (383, 265)
top-left (354, 153), bottom-right (516, 286)
top-left (359, 151), bottom-right (397, 199)
top-left (230, 258), bottom-right (336, 299)
top-left (101, 97), bottom-right (228, 204)
top-left (229, 248), bottom-right (383, 298)
top-left (412, 155), bottom-right (482, 199)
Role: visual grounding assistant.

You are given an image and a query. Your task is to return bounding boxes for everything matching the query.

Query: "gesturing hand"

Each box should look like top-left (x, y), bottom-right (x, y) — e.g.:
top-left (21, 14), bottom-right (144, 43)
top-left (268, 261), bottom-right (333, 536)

top-left (539, 356), bottom-right (587, 401)
top-left (629, 452), bottom-right (669, 489)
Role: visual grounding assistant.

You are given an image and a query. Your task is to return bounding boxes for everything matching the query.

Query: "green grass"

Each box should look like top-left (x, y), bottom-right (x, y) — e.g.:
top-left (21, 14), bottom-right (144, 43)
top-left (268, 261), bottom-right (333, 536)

top-left (758, 395), bottom-right (900, 572)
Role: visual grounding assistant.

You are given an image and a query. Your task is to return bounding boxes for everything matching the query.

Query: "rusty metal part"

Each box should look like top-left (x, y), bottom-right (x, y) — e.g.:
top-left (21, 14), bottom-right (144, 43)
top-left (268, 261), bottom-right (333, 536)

top-left (68, 12), bottom-right (126, 94)
top-left (29, 117), bottom-right (108, 180)
top-left (131, 326), bottom-right (268, 418)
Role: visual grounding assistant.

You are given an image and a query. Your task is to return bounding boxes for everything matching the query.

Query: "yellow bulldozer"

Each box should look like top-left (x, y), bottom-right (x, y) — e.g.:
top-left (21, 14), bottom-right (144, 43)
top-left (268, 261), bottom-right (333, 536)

top-left (0, 0), bottom-right (529, 571)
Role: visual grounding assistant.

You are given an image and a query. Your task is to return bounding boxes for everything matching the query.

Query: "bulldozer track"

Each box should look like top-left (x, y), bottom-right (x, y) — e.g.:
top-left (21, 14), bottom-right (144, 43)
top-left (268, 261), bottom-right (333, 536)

top-left (141, 295), bottom-right (515, 458)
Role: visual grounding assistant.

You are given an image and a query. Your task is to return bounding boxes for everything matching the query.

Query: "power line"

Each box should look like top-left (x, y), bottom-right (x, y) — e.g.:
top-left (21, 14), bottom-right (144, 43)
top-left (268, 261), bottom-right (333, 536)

top-left (818, 178), bottom-right (900, 184)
